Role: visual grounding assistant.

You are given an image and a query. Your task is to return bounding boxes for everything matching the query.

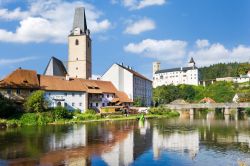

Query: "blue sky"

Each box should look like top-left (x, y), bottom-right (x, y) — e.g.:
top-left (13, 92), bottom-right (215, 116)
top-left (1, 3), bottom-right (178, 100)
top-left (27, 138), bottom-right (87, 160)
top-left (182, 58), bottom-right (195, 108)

top-left (0, 0), bottom-right (249, 79)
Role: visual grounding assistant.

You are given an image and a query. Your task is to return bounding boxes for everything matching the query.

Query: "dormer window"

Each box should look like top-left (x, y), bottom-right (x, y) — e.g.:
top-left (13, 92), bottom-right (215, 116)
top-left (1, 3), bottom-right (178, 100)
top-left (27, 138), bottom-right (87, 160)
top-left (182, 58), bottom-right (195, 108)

top-left (75, 39), bottom-right (79, 45)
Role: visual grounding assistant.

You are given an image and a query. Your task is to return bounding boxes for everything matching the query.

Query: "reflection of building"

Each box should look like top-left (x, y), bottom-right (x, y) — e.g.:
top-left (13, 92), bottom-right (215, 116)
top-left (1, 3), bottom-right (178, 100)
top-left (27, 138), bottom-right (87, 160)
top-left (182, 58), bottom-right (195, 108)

top-left (153, 58), bottom-right (199, 87)
top-left (49, 125), bottom-right (87, 150)
top-left (152, 128), bottom-right (199, 159)
top-left (102, 63), bottom-right (152, 106)
top-left (101, 130), bottom-right (134, 166)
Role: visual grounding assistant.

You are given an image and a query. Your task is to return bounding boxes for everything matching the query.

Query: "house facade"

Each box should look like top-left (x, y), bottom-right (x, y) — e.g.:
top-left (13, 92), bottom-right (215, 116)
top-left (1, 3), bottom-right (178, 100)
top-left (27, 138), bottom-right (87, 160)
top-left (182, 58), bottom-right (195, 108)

top-left (0, 68), bottom-right (40, 103)
top-left (0, 69), bottom-right (132, 112)
top-left (101, 63), bottom-right (152, 106)
top-left (153, 58), bottom-right (199, 88)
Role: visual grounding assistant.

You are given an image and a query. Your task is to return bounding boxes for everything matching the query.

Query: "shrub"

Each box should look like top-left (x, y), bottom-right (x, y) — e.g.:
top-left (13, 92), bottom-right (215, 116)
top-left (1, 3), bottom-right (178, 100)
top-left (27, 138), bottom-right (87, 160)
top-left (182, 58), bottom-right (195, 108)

top-left (245, 107), bottom-right (250, 116)
top-left (85, 109), bottom-right (96, 114)
top-left (37, 112), bottom-right (54, 125)
top-left (20, 113), bottom-right (38, 125)
top-left (149, 106), bottom-right (171, 115)
top-left (0, 94), bottom-right (19, 118)
top-left (75, 113), bottom-right (101, 121)
top-left (24, 90), bottom-right (48, 113)
top-left (53, 107), bottom-right (72, 120)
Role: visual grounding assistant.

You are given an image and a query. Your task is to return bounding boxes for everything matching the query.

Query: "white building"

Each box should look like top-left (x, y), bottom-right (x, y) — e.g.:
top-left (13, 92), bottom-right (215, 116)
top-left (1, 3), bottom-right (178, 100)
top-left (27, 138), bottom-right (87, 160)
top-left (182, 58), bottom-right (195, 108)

top-left (39, 74), bottom-right (132, 112)
top-left (153, 58), bottom-right (199, 88)
top-left (101, 63), bottom-right (152, 106)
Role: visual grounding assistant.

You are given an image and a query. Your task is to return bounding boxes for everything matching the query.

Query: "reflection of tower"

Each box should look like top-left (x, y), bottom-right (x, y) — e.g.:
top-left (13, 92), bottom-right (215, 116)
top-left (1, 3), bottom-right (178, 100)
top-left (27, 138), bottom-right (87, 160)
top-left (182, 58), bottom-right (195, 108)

top-left (68, 7), bottom-right (92, 79)
top-left (101, 130), bottom-right (134, 166)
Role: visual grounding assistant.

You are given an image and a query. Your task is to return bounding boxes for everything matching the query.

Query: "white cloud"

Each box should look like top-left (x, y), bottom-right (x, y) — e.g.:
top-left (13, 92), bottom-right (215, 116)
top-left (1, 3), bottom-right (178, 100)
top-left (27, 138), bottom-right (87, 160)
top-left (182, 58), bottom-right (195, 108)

top-left (125, 38), bottom-right (250, 66)
top-left (124, 18), bottom-right (155, 35)
top-left (0, 56), bottom-right (37, 66)
top-left (124, 39), bottom-right (187, 63)
top-left (0, 0), bottom-right (112, 43)
top-left (0, 8), bottom-right (29, 20)
top-left (122, 0), bottom-right (166, 10)
top-left (196, 39), bottom-right (210, 48)
top-left (189, 42), bottom-right (250, 66)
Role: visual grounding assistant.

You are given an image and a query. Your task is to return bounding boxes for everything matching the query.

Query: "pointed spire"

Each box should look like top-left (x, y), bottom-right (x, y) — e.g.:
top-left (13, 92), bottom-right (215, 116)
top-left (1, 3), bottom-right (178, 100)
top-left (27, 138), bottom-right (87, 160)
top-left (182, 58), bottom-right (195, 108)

top-left (72, 7), bottom-right (88, 34)
top-left (189, 57), bottom-right (195, 63)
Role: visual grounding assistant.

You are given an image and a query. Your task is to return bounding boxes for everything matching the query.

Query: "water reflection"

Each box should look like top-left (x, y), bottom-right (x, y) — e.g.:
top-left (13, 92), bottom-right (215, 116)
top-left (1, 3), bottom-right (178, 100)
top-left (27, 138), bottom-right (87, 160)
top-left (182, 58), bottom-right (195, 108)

top-left (0, 116), bottom-right (250, 166)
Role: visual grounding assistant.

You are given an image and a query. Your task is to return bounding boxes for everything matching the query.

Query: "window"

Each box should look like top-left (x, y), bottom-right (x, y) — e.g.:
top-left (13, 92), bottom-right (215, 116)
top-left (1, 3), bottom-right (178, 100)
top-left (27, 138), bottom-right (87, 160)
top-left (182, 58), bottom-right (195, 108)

top-left (72, 93), bottom-right (75, 97)
top-left (16, 89), bottom-right (20, 94)
top-left (102, 103), bottom-right (105, 107)
top-left (75, 39), bottom-right (79, 45)
top-left (64, 93), bottom-right (67, 96)
top-left (7, 89), bottom-right (11, 94)
top-left (76, 67), bottom-right (78, 70)
top-left (79, 103), bottom-right (82, 106)
top-left (64, 103), bottom-right (68, 107)
top-left (72, 102), bottom-right (75, 106)
top-left (96, 103), bottom-right (98, 107)
top-left (76, 58), bottom-right (78, 61)
top-left (49, 93), bottom-right (51, 96)
top-left (79, 94), bottom-right (82, 97)
top-left (90, 103), bottom-right (93, 107)
top-left (107, 94), bottom-right (109, 98)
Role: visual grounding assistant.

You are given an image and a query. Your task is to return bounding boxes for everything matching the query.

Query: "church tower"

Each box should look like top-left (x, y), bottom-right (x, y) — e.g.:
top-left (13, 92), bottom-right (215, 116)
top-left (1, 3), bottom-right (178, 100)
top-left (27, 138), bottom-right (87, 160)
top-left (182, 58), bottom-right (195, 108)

top-left (68, 7), bottom-right (92, 79)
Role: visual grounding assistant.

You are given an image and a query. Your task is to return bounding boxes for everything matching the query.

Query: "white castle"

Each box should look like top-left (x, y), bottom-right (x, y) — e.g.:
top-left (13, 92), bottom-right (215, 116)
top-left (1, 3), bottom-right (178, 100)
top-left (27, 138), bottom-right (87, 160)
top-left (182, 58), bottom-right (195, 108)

top-left (152, 58), bottom-right (200, 88)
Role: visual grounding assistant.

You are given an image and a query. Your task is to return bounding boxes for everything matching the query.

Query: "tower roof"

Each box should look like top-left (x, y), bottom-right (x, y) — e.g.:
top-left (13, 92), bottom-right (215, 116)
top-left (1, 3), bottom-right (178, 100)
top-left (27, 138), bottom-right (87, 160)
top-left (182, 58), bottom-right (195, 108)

top-left (189, 57), bottom-right (195, 63)
top-left (73, 7), bottom-right (88, 33)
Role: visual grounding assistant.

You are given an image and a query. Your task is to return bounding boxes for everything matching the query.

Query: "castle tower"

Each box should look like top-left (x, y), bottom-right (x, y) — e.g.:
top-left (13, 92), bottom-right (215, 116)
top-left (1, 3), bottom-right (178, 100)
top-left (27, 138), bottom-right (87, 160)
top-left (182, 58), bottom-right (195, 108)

top-left (188, 57), bottom-right (195, 68)
top-left (153, 62), bottom-right (160, 75)
top-left (68, 7), bottom-right (92, 79)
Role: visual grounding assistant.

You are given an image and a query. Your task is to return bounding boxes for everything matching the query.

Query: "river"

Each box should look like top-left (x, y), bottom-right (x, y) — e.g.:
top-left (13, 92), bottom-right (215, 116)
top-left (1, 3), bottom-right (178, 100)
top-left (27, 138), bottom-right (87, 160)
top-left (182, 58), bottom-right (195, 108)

top-left (0, 115), bottom-right (250, 166)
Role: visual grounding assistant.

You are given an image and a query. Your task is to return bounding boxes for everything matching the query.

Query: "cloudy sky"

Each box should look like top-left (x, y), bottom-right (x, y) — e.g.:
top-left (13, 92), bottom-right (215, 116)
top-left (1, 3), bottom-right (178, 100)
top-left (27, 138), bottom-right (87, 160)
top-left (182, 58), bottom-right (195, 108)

top-left (0, 0), bottom-right (249, 79)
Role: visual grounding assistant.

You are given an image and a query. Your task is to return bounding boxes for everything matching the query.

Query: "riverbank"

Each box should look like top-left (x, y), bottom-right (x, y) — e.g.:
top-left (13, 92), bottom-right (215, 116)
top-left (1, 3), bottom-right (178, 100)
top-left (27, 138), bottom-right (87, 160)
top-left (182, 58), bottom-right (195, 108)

top-left (0, 110), bottom-right (180, 128)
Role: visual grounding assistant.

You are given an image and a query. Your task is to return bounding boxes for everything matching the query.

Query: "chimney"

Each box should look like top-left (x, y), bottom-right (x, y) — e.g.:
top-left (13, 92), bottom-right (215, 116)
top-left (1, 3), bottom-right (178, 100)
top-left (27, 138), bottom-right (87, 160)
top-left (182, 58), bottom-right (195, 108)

top-left (66, 74), bottom-right (70, 81)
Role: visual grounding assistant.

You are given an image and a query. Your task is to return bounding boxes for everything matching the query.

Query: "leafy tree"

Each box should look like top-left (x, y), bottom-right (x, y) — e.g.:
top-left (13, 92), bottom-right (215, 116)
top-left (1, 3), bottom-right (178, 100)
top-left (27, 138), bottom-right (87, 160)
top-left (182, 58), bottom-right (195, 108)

top-left (24, 90), bottom-right (48, 112)
top-left (204, 82), bottom-right (235, 102)
top-left (133, 97), bottom-right (144, 107)
top-left (200, 62), bottom-right (250, 80)
top-left (0, 94), bottom-right (19, 118)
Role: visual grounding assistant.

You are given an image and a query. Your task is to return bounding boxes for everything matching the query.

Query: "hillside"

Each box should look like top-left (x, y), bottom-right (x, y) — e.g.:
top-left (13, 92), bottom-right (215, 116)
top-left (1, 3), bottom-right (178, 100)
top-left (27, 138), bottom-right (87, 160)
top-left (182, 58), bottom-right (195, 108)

top-left (199, 62), bottom-right (250, 80)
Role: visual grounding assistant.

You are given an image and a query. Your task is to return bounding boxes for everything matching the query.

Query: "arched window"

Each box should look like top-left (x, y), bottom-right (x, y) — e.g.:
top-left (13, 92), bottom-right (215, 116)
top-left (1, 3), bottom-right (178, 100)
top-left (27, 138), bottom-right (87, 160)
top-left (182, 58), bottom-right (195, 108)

top-left (75, 39), bottom-right (79, 45)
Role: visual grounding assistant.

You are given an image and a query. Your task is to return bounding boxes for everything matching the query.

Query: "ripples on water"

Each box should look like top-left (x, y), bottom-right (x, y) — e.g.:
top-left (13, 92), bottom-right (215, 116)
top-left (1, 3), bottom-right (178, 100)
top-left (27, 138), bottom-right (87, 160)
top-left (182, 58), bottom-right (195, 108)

top-left (0, 116), bottom-right (250, 166)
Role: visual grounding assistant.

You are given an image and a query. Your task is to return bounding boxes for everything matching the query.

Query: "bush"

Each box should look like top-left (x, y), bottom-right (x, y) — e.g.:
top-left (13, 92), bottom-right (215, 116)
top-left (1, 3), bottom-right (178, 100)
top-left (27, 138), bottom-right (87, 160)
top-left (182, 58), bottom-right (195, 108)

top-left (149, 106), bottom-right (171, 115)
top-left (20, 113), bottom-right (38, 125)
top-left (85, 109), bottom-right (96, 114)
top-left (75, 113), bottom-right (101, 121)
top-left (245, 107), bottom-right (250, 116)
top-left (0, 96), bottom-right (19, 118)
top-left (24, 90), bottom-right (48, 113)
top-left (52, 107), bottom-right (72, 120)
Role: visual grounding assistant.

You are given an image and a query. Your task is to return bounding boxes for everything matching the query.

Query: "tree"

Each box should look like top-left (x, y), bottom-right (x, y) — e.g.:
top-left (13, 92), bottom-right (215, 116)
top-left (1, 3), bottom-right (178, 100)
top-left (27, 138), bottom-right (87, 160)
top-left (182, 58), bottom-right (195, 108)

top-left (24, 90), bottom-right (48, 112)
top-left (133, 97), bottom-right (144, 107)
top-left (0, 94), bottom-right (19, 118)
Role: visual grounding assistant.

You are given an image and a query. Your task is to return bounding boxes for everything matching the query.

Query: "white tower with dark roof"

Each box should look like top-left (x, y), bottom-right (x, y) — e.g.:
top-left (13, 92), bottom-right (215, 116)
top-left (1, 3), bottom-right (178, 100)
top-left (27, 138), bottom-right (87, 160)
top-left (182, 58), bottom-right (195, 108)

top-left (68, 7), bottom-right (92, 79)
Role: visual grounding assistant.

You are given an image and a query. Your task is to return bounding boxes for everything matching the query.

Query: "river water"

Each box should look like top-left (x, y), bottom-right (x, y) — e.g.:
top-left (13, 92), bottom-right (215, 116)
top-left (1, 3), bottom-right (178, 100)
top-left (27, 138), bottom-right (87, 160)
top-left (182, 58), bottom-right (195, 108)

top-left (0, 116), bottom-right (250, 166)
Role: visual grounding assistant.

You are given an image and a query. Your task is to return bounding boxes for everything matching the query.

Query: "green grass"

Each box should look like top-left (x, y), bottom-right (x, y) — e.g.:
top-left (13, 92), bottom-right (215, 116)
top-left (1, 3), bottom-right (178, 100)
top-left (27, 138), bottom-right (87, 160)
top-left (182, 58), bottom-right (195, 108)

top-left (0, 108), bottom-right (180, 128)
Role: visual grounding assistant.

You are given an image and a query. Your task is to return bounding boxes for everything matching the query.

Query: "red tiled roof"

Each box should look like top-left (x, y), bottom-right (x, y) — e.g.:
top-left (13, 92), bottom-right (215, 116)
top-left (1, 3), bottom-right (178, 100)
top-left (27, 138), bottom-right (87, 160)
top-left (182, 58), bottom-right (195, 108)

top-left (0, 68), bottom-right (39, 89)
